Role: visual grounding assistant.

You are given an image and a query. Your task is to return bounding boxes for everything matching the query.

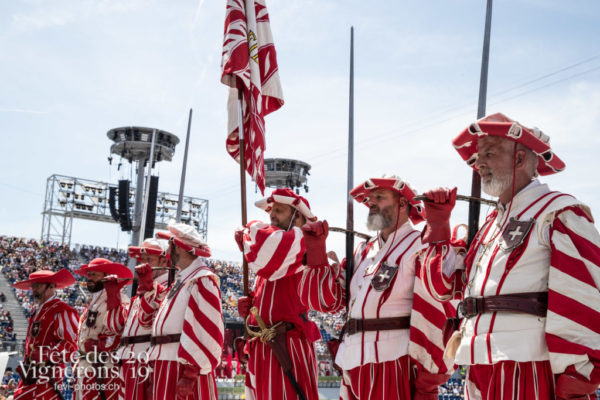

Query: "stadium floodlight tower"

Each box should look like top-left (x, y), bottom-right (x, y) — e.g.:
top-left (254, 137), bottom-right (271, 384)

top-left (264, 158), bottom-right (311, 194)
top-left (107, 126), bottom-right (180, 247)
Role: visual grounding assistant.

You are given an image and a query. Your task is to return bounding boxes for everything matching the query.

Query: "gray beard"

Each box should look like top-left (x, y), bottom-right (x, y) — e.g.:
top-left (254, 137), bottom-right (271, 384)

top-left (482, 172), bottom-right (512, 197)
top-left (367, 213), bottom-right (392, 231)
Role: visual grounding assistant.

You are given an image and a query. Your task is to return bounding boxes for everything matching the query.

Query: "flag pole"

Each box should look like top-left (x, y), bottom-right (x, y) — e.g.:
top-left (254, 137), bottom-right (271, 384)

top-left (345, 27), bottom-right (355, 309)
top-left (468, 0), bottom-right (493, 246)
top-left (237, 89), bottom-right (249, 296)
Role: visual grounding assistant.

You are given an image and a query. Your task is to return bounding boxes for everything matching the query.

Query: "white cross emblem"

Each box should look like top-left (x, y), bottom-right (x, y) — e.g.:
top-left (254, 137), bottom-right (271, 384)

top-left (508, 226), bottom-right (523, 241)
top-left (378, 270), bottom-right (391, 282)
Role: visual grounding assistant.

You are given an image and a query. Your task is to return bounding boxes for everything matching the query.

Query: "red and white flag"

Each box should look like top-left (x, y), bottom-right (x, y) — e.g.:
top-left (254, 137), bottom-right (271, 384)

top-left (221, 0), bottom-right (284, 195)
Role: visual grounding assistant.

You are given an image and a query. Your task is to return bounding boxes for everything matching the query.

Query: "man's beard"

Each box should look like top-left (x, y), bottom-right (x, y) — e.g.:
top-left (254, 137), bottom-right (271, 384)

top-left (33, 292), bottom-right (44, 302)
top-left (366, 206), bottom-right (394, 231)
top-left (87, 280), bottom-right (104, 293)
top-left (480, 167), bottom-right (512, 197)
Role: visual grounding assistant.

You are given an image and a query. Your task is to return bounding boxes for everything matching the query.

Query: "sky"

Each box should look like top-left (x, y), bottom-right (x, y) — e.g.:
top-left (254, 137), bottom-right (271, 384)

top-left (1, 0), bottom-right (599, 262)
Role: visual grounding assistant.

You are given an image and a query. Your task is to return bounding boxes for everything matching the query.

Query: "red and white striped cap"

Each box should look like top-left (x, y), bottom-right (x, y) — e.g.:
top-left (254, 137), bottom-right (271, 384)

top-left (453, 112), bottom-right (565, 175)
top-left (128, 238), bottom-right (169, 260)
top-left (255, 188), bottom-right (317, 222)
top-left (156, 222), bottom-right (211, 257)
top-left (350, 176), bottom-right (425, 224)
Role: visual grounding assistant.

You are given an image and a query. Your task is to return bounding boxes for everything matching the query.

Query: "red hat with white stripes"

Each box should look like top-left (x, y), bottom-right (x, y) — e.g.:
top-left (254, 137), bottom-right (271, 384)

top-left (128, 238), bottom-right (170, 260)
top-left (74, 258), bottom-right (134, 280)
top-left (156, 222), bottom-right (211, 257)
top-left (350, 175), bottom-right (425, 224)
top-left (255, 188), bottom-right (317, 222)
top-left (453, 112), bottom-right (565, 175)
top-left (13, 269), bottom-right (76, 290)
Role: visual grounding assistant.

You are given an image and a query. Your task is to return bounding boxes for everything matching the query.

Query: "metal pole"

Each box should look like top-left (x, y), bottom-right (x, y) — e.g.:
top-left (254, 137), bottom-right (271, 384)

top-left (176, 109), bottom-right (193, 223)
top-left (345, 27), bottom-right (355, 310)
top-left (131, 159), bottom-right (146, 248)
top-left (238, 89), bottom-right (249, 296)
top-left (468, 0), bottom-right (493, 246)
top-left (139, 129), bottom-right (157, 245)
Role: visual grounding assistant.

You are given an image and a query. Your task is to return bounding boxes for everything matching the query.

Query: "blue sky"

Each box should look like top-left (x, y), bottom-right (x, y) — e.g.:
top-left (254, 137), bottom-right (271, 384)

top-left (1, 0), bottom-right (599, 261)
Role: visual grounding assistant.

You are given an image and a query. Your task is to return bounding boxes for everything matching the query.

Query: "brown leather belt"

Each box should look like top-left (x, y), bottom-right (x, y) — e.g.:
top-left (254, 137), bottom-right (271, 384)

top-left (120, 335), bottom-right (151, 346)
top-left (458, 292), bottom-right (548, 319)
top-left (150, 333), bottom-right (181, 345)
top-left (344, 316), bottom-right (411, 336)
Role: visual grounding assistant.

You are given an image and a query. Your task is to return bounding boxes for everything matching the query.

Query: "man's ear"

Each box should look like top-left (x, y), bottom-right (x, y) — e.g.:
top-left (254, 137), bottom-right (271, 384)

top-left (515, 149), bottom-right (526, 168)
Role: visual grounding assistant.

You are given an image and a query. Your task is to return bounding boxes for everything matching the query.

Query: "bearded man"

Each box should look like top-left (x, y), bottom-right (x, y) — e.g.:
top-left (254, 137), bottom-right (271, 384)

top-left (74, 258), bottom-right (132, 400)
top-left (420, 113), bottom-right (600, 399)
top-left (118, 238), bottom-right (170, 400)
top-left (13, 269), bottom-right (79, 400)
top-left (235, 188), bottom-right (345, 400)
top-left (331, 176), bottom-right (455, 400)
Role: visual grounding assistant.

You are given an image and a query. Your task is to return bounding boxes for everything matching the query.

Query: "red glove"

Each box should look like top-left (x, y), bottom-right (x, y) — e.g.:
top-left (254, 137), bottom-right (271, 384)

top-left (103, 275), bottom-right (123, 310)
top-left (83, 339), bottom-right (98, 353)
top-left (176, 364), bottom-right (199, 398)
top-left (135, 263), bottom-right (154, 295)
top-left (422, 187), bottom-right (457, 244)
top-left (555, 374), bottom-right (599, 399)
top-left (234, 228), bottom-right (245, 252)
top-left (414, 370), bottom-right (450, 400)
top-left (301, 220), bottom-right (329, 267)
top-left (237, 296), bottom-right (252, 319)
top-left (234, 337), bottom-right (248, 364)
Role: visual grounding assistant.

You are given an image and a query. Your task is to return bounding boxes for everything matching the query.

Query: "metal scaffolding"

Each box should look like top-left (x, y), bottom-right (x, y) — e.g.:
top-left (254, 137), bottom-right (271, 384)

top-left (40, 174), bottom-right (208, 245)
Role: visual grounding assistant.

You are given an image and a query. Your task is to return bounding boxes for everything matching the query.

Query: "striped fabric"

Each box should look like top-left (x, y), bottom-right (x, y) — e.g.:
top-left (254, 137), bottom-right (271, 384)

top-left (243, 221), bottom-right (306, 281)
top-left (299, 261), bottom-right (345, 313)
top-left (340, 355), bottom-right (413, 400)
top-left (244, 334), bottom-right (319, 400)
top-left (15, 298), bottom-right (79, 400)
top-left (419, 181), bottom-right (600, 397)
top-left (147, 259), bottom-right (224, 376)
top-left (152, 360), bottom-right (217, 400)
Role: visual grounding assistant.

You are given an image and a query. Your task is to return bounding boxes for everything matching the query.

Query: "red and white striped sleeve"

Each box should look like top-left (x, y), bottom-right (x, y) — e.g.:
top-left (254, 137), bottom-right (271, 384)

top-left (177, 276), bottom-right (224, 374)
top-left (419, 240), bottom-right (466, 302)
top-left (138, 283), bottom-right (168, 328)
top-left (242, 220), bottom-right (306, 281)
top-left (105, 295), bottom-right (129, 334)
top-left (546, 205), bottom-right (600, 389)
top-left (51, 305), bottom-right (79, 356)
top-left (298, 261), bottom-right (345, 313)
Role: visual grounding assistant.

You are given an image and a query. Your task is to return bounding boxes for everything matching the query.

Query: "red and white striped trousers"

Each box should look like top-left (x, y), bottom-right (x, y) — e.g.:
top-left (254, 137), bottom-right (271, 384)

top-left (75, 371), bottom-right (123, 400)
top-left (340, 355), bottom-right (414, 400)
top-left (245, 333), bottom-right (319, 400)
top-left (121, 360), bottom-right (153, 400)
top-left (14, 382), bottom-right (61, 400)
top-left (465, 360), bottom-right (557, 400)
top-left (151, 360), bottom-right (217, 400)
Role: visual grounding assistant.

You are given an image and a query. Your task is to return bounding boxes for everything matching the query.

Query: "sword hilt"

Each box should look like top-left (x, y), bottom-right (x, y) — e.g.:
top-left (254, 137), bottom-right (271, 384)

top-left (250, 307), bottom-right (268, 330)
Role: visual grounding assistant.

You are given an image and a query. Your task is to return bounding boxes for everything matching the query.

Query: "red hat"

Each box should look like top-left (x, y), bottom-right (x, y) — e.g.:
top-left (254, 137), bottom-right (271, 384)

top-left (350, 176), bottom-right (425, 224)
top-left (74, 258), bottom-right (133, 280)
top-left (255, 188), bottom-right (317, 222)
top-left (12, 269), bottom-right (76, 290)
top-left (128, 238), bottom-right (169, 260)
top-left (156, 222), bottom-right (211, 257)
top-left (453, 112), bottom-right (565, 176)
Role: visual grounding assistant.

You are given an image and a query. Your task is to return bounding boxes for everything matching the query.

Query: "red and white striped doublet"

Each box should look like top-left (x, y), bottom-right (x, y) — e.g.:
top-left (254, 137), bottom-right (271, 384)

top-left (145, 259), bottom-right (223, 400)
top-left (420, 180), bottom-right (600, 398)
top-left (336, 222), bottom-right (454, 399)
top-left (118, 274), bottom-right (168, 400)
top-left (75, 289), bottom-right (129, 400)
top-left (241, 221), bottom-right (329, 400)
top-left (14, 297), bottom-right (79, 400)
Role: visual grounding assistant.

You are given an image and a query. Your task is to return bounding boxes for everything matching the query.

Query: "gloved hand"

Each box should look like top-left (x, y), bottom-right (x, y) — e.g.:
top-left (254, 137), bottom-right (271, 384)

top-left (421, 187), bottom-right (457, 243)
top-left (234, 228), bottom-right (245, 252)
top-left (237, 296), bottom-right (253, 319)
top-left (83, 339), bottom-right (98, 354)
top-left (414, 371), bottom-right (451, 400)
top-left (301, 220), bottom-right (329, 266)
top-left (103, 275), bottom-right (123, 310)
top-left (555, 374), bottom-right (599, 399)
top-left (176, 364), bottom-right (199, 397)
top-left (135, 263), bottom-right (154, 296)
top-left (234, 337), bottom-right (248, 364)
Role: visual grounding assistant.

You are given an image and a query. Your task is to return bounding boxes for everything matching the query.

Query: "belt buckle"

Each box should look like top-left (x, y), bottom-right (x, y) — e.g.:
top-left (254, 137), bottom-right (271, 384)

top-left (458, 297), bottom-right (478, 319)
